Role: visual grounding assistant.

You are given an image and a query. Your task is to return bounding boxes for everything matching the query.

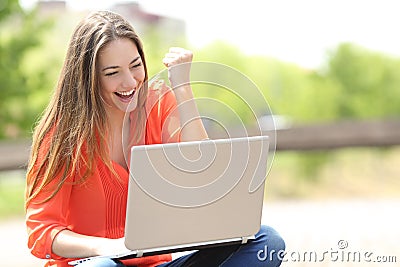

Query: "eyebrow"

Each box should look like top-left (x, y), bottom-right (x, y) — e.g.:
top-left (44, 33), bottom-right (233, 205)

top-left (101, 56), bottom-right (141, 71)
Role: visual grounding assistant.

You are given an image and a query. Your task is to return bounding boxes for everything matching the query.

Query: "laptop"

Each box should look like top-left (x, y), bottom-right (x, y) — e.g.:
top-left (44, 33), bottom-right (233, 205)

top-left (69, 135), bottom-right (269, 265)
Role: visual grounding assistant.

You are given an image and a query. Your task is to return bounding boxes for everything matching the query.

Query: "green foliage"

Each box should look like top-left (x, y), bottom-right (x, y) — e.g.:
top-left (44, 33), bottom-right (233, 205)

top-left (326, 43), bottom-right (400, 119)
top-left (0, 1), bottom-right (52, 139)
top-left (194, 42), bottom-right (400, 126)
top-left (1, 5), bottom-right (400, 144)
top-left (193, 42), bottom-right (274, 125)
top-left (193, 42), bottom-right (400, 179)
top-left (295, 151), bottom-right (331, 181)
top-left (0, 0), bottom-right (20, 21)
top-left (142, 25), bottom-right (188, 77)
top-left (0, 171), bottom-right (25, 218)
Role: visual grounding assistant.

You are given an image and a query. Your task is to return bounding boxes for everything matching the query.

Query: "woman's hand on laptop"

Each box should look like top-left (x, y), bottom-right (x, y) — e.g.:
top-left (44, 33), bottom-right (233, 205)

top-left (95, 237), bottom-right (131, 256)
top-left (52, 230), bottom-right (131, 258)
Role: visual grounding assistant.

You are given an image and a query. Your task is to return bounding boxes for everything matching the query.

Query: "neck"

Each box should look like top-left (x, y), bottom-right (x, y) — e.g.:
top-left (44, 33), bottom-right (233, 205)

top-left (106, 109), bottom-right (131, 169)
top-left (106, 109), bottom-right (129, 130)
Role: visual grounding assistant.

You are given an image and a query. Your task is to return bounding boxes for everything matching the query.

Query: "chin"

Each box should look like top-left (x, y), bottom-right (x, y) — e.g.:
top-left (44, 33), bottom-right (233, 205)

top-left (122, 99), bottom-right (138, 113)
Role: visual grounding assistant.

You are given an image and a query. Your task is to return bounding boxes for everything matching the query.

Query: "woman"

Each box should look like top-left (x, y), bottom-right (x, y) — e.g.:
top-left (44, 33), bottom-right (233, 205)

top-left (25, 11), bottom-right (285, 267)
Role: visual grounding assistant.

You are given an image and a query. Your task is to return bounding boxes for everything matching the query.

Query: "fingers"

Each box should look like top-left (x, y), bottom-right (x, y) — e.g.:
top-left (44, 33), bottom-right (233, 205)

top-left (162, 47), bottom-right (192, 87)
top-left (162, 47), bottom-right (193, 67)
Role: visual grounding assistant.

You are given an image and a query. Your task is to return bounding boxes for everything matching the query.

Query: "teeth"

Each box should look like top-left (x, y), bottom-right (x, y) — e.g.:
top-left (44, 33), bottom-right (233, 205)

top-left (117, 89), bottom-right (135, 96)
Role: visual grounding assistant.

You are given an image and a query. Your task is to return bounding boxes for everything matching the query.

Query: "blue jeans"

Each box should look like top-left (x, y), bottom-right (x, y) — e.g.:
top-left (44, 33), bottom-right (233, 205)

top-left (75, 225), bottom-right (285, 267)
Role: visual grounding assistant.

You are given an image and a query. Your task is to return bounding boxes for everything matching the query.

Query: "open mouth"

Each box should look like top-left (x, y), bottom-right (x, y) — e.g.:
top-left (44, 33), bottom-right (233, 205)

top-left (115, 89), bottom-right (136, 100)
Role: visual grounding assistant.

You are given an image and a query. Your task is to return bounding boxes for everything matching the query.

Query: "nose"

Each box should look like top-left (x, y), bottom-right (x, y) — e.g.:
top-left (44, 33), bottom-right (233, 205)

top-left (122, 71), bottom-right (137, 90)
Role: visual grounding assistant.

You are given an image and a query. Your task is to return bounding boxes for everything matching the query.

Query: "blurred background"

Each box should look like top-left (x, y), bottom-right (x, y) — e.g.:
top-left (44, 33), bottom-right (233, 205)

top-left (0, 0), bottom-right (399, 266)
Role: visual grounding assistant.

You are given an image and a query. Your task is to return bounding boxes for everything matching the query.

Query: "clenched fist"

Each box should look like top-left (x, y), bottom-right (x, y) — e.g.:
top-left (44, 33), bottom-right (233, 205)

top-left (162, 47), bottom-right (193, 88)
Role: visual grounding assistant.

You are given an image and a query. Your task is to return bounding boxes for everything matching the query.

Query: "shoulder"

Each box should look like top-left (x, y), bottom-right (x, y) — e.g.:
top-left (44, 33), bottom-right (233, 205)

top-left (146, 79), bottom-right (176, 113)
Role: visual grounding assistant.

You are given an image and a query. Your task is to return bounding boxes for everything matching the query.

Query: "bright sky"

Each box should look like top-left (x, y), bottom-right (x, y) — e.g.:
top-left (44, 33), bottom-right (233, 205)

top-left (21, 0), bottom-right (400, 69)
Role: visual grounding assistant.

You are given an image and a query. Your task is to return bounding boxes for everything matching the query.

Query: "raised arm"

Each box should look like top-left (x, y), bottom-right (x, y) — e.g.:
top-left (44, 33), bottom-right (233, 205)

top-left (162, 47), bottom-right (208, 142)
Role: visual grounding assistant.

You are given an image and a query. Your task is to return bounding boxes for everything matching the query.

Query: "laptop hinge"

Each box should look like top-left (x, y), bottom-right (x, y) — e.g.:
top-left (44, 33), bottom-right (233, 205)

top-left (136, 250), bottom-right (144, 257)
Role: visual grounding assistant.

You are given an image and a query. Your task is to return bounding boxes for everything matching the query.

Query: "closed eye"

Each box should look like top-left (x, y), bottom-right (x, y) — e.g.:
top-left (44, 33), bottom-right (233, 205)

top-left (130, 62), bottom-right (142, 69)
top-left (105, 71), bottom-right (118, 76)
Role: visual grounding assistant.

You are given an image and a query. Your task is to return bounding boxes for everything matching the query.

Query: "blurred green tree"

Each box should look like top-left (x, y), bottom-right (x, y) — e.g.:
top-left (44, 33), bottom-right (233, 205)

top-left (326, 43), bottom-right (400, 119)
top-left (0, 0), bottom-right (51, 139)
top-left (194, 41), bottom-right (400, 181)
top-left (195, 41), bottom-right (400, 126)
top-left (2, 4), bottom-right (400, 142)
top-left (194, 41), bottom-right (271, 125)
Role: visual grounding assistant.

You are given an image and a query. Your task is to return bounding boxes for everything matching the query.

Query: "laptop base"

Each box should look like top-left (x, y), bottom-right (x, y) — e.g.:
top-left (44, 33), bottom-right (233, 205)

top-left (68, 235), bottom-right (255, 265)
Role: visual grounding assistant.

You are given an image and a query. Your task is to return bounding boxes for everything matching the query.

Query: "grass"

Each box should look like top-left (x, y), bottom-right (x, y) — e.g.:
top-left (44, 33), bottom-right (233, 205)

top-left (265, 146), bottom-right (400, 200)
top-left (0, 170), bottom-right (26, 219)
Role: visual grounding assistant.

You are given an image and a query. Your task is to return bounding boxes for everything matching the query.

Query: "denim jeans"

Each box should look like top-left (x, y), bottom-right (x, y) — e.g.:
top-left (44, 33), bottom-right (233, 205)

top-left (75, 225), bottom-right (285, 267)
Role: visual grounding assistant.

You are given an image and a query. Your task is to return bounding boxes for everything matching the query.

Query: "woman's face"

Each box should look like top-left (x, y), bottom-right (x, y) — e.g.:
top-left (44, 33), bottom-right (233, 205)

top-left (98, 38), bottom-right (145, 115)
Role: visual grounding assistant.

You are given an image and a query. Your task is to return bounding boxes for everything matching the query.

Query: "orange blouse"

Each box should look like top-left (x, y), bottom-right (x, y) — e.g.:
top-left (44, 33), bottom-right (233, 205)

top-left (26, 85), bottom-right (179, 267)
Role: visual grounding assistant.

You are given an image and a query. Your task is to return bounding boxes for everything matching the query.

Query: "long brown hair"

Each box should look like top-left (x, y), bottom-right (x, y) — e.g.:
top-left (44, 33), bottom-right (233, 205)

top-left (26, 11), bottom-right (148, 205)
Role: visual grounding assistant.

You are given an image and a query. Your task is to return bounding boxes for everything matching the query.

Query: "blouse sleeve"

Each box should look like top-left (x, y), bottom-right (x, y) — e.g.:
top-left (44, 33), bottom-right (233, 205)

top-left (25, 135), bottom-right (74, 260)
top-left (146, 82), bottom-right (181, 144)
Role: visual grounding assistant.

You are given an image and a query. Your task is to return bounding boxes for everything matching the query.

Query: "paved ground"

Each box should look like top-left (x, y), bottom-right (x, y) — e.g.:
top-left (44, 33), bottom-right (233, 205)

top-left (2, 198), bottom-right (399, 267)
top-left (263, 198), bottom-right (399, 267)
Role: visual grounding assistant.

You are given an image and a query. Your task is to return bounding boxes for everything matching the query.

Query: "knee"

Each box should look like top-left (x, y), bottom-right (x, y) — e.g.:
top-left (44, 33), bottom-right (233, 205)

top-left (256, 225), bottom-right (285, 253)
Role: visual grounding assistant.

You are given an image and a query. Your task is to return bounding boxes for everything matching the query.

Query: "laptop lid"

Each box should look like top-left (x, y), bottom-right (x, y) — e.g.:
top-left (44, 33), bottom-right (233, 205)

top-left (124, 135), bottom-right (270, 254)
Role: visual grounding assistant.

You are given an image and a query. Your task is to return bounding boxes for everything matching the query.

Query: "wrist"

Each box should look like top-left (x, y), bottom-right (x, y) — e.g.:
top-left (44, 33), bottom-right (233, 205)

top-left (170, 78), bottom-right (190, 89)
top-left (93, 237), bottom-right (110, 256)
top-left (172, 84), bottom-right (194, 101)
